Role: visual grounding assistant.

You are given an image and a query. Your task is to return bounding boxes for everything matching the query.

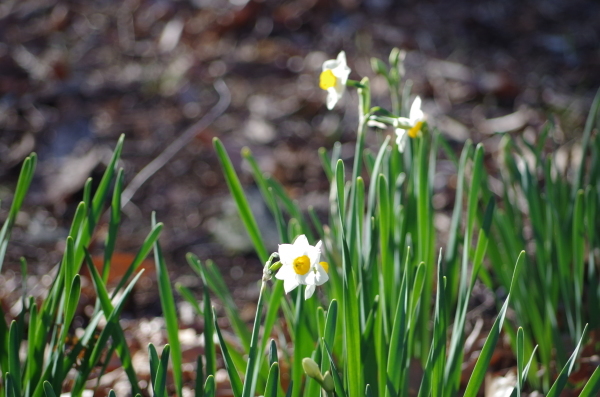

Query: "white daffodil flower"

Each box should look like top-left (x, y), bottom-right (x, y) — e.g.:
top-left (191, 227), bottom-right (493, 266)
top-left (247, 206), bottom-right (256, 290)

top-left (275, 235), bottom-right (329, 299)
top-left (319, 51), bottom-right (351, 110)
top-left (394, 96), bottom-right (426, 152)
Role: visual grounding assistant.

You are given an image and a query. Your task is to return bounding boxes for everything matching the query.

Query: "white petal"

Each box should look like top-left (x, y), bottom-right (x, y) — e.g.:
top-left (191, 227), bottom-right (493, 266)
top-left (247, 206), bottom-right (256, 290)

top-left (368, 120), bottom-right (387, 129)
top-left (307, 246), bottom-right (321, 268)
top-left (409, 96), bottom-right (424, 123)
top-left (396, 129), bottom-right (408, 153)
top-left (326, 88), bottom-right (339, 110)
top-left (283, 276), bottom-right (300, 294)
top-left (304, 284), bottom-right (316, 299)
top-left (274, 264), bottom-right (294, 280)
top-left (314, 264), bottom-right (329, 286)
top-left (322, 59), bottom-right (339, 71)
top-left (278, 243), bottom-right (297, 266)
top-left (292, 234), bottom-right (309, 249)
top-left (336, 51), bottom-right (347, 66)
top-left (296, 271), bottom-right (311, 285)
top-left (332, 63), bottom-right (351, 86)
top-left (394, 117), bottom-right (412, 129)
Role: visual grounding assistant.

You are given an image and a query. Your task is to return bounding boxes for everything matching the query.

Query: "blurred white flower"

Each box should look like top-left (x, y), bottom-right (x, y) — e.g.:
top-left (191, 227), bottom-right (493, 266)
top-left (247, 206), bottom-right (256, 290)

top-left (394, 96), bottom-right (426, 152)
top-left (275, 235), bottom-right (329, 299)
top-left (319, 51), bottom-right (351, 110)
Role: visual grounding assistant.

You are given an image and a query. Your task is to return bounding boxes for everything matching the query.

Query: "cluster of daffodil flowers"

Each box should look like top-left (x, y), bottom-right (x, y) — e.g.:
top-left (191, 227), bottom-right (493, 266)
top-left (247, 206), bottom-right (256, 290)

top-left (214, 47), bottom-right (600, 397)
top-left (263, 51), bottom-right (428, 300)
top-left (319, 50), bottom-right (427, 152)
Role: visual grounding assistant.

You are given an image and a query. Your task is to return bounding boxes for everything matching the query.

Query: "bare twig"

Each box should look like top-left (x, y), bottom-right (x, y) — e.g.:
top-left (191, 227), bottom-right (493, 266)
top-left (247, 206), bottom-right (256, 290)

top-left (121, 79), bottom-right (231, 209)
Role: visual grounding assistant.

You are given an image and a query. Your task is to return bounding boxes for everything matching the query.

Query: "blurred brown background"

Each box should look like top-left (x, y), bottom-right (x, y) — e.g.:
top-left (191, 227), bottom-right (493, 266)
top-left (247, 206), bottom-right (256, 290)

top-left (1, 0), bottom-right (599, 326)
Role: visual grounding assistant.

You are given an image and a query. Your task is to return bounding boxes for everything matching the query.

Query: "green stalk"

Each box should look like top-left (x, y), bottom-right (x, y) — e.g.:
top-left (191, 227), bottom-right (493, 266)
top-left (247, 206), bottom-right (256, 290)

top-left (242, 282), bottom-right (266, 397)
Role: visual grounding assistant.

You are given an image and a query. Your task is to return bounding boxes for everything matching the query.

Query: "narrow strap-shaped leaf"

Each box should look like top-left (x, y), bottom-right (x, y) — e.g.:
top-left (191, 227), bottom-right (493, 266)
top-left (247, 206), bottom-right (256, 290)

top-left (546, 324), bottom-right (589, 397)
top-left (431, 254), bottom-right (447, 397)
top-left (579, 365), bottom-right (600, 397)
top-left (0, 153), bottom-right (36, 273)
top-left (0, 305), bottom-right (8, 377)
top-left (385, 267), bottom-right (408, 397)
top-left (268, 179), bottom-right (314, 240)
top-left (242, 282), bottom-right (266, 397)
top-left (516, 328), bottom-right (524, 397)
top-left (467, 144), bottom-right (484, 238)
top-left (323, 340), bottom-right (347, 397)
top-left (8, 321), bottom-right (22, 397)
top-left (282, 381), bottom-right (294, 397)
top-left (323, 299), bottom-right (338, 351)
top-left (463, 251), bottom-right (524, 397)
top-left (317, 299), bottom-right (337, 374)
top-left (469, 198), bottom-right (495, 288)
top-left (83, 249), bottom-right (140, 394)
top-left (23, 299), bottom-right (38, 389)
top-left (74, 135), bottom-right (124, 268)
top-left (241, 148), bottom-right (287, 240)
top-left (203, 285), bottom-right (216, 379)
top-left (291, 288), bottom-right (307, 397)
top-left (67, 201), bottom-right (87, 242)
top-left (462, 296), bottom-right (511, 397)
top-left (148, 343), bottom-right (160, 391)
top-left (152, 212), bottom-right (183, 397)
top-left (265, 363), bottom-right (280, 397)
top-left (63, 275), bottom-right (81, 332)
top-left (94, 134), bottom-right (124, 218)
top-left (194, 355), bottom-right (204, 397)
top-left (213, 137), bottom-right (268, 262)
top-left (510, 344), bottom-right (540, 397)
top-left (417, 336), bottom-right (435, 397)
top-left (346, 77), bottom-right (369, 236)
top-left (154, 344), bottom-right (171, 397)
top-left (377, 174), bottom-right (392, 303)
top-left (338, 204), bottom-right (363, 397)
top-left (187, 254), bottom-right (252, 351)
top-left (70, 270), bottom-right (144, 395)
top-left (572, 189), bottom-right (585, 339)
top-left (102, 168), bottom-right (124, 282)
top-left (336, 160), bottom-right (346, 226)
top-left (185, 254), bottom-right (227, 378)
top-left (573, 87), bottom-right (600, 196)
top-left (212, 307), bottom-right (243, 397)
top-left (319, 147), bottom-right (334, 181)
top-left (269, 339), bottom-right (278, 366)
top-left (204, 375), bottom-right (216, 397)
top-left (42, 380), bottom-right (56, 397)
top-left (206, 259), bottom-right (253, 350)
top-left (94, 343), bottom-right (119, 392)
top-left (110, 222), bottom-right (163, 299)
top-left (176, 283), bottom-right (203, 316)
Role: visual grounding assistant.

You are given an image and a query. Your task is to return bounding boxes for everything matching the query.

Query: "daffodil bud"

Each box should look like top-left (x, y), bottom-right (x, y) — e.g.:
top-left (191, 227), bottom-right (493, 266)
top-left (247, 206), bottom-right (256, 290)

top-left (389, 47), bottom-right (401, 68)
top-left (302, 358), bottom-right (324, 382)
top-left (322, 371), bottom-right (335, 392)
top-left (389, 48), bottom-right (406, 78)
top-left (269, 261), bottom-right (282, 273)
top-left (370, 57), bottom-right (388, 77)
top-left (262, 253), bottom-right (282, 282)
top-left (367, 119), bottom-right (387, 130)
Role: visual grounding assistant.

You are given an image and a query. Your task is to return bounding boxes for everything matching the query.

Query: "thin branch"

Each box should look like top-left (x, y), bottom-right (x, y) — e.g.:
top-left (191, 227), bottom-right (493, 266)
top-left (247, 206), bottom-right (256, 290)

top-left (120, 79), bottom-right (231, 209)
